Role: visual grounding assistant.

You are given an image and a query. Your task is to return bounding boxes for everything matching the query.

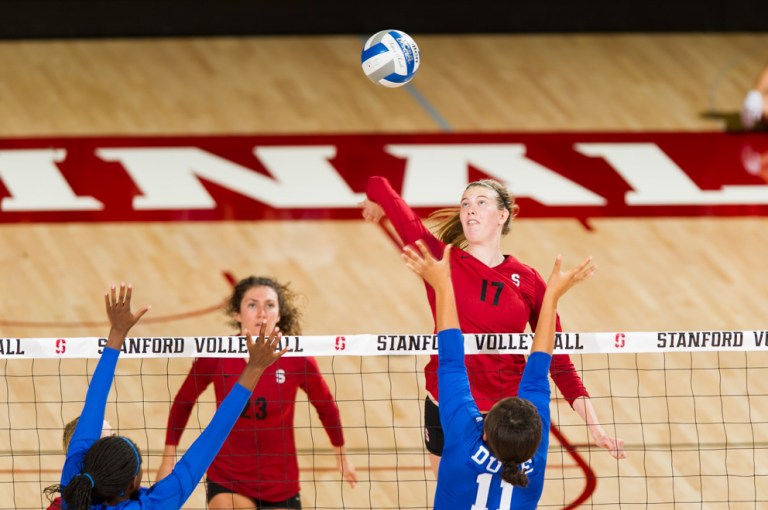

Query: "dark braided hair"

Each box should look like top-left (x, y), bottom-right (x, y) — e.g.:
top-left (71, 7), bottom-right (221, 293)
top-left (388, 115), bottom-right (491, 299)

top-left (483, 397), bottom-right (542, 487)
top-left (62, 436), bottom-right (142, 510)
top-left (226, 276), bottom-right (303, 336)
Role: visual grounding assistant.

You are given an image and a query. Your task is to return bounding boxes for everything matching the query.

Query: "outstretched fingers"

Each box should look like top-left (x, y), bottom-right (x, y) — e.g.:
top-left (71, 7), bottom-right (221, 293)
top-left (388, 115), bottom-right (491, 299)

top-left (402, 248), bottom-right (428, 276)
top-left (401, 245), bottom-right (422, 274)
top-left (123, 283), bottom-right (132, 304)
top-left (402, 240), bottom-right (450, 276)
top-left (244, 325), bottom-right (290, 371)
top-left (359, 199), bottom-right (384, 223)
top-left (546, 255), bottom-right (597, 299)
top-left (103, 282), bottom-right (149, 348)
top-left (572, 256), bottom-right (596, 282)
top-left (269, 334), bottom-right (291, 359)
top-left (550, 254), bottom-right (563, 276)
top-left (259, 322), bottom-right (290, 357)
top-left (104, 282), bottom-right (150, 332)
top-left (415, 239), bottom-right (438, 260)
top-left (104, 285), bottom-right (113, 313)
top-left (133, 304), bottom-right (151, 323)
top-left (105, 282), bottom-right (128, 308)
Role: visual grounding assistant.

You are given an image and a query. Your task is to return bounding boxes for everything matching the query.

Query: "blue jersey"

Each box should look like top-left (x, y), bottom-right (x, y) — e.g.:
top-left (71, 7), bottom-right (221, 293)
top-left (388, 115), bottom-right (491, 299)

top-left (434, 329), bottom-right (551, 510)
top-left (61, 347), bottom-right (251, 510)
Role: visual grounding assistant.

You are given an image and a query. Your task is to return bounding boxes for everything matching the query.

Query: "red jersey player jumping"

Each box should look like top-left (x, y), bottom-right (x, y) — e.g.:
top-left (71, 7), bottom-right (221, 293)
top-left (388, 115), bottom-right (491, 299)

top-left (156, 276), bottom-right (356, 510)
top-left (361, 176), bottom-right (626, 476)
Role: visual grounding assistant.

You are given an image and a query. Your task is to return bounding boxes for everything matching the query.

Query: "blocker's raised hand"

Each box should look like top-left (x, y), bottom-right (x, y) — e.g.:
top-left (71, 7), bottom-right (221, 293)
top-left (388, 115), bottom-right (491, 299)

top-left (544, 255), bottom-right (596, 301)
top-left (402, 240), bottom-right (452, 289)
top-left (104, 283), bottom-right (150, 349)
top-left (238, 322), bottom-right (290, 391)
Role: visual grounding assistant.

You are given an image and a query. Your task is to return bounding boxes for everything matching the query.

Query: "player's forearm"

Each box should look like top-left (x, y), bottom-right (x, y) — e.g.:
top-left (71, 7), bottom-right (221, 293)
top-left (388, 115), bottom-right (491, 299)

top-left (531, 294), bottom-right (558, 354)
top-left (237, 365), bottom-right (266, 391)
top-left (75, 348), bottom-right (119, 443)
top-left (106, 327), bottom-right (129, 350)
top-left (160, 444), bottom-right (178, 457)
top-left (433, 281), bottom-right (459, 331)
top-left (367, 176), bottom-right (427, 243)
top-left (572, 396), bottom-right (607, 438)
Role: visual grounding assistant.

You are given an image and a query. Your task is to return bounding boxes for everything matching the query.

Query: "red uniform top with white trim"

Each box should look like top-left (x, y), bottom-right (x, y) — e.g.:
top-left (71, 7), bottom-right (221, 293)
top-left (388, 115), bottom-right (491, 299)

top-left (367, 176), bottom-right (589, 411)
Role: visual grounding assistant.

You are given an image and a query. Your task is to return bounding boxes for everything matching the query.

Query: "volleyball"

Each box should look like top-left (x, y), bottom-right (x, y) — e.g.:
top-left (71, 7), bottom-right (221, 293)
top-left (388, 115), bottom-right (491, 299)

top-left (361, 29), bottom-right (420, 88)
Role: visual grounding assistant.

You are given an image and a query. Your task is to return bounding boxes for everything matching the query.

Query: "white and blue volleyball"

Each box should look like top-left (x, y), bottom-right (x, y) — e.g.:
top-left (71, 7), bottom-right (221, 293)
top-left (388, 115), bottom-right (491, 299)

top-left (361, 29), bottom-right (420, 88)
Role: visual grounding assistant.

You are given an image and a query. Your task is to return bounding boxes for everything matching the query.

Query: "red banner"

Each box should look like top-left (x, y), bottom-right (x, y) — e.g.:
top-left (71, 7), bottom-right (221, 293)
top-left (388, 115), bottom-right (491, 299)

top-left (1, 132), bottom-right (767, 223)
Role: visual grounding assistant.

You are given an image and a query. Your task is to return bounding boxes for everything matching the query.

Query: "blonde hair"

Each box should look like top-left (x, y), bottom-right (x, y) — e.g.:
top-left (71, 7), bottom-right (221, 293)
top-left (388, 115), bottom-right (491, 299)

top-left (429, 179), bottom-right (519, 247)
top-left (62, 417), bottom-right (79, 452)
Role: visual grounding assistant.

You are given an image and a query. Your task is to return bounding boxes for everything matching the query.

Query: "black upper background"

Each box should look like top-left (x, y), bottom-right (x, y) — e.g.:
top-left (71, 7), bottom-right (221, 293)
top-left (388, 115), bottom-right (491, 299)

top-left (1, 0), bottom-right (767, 39)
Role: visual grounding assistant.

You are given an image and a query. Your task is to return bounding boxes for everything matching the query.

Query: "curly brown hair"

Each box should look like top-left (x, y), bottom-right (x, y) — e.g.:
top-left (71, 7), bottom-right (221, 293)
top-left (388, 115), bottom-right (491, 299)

top-left (225, 276), bottom-right (303, 336)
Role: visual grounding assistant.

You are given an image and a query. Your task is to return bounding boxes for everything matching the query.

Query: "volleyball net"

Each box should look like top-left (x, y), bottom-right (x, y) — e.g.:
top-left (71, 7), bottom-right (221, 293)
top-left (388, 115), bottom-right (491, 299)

top-left (2, 330), bottom-right (768, 509)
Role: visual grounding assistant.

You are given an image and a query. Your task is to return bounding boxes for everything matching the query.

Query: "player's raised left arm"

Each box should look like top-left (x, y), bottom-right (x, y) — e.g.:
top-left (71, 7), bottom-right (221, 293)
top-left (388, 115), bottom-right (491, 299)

top-left (531, 256), bottom-right (595, 355)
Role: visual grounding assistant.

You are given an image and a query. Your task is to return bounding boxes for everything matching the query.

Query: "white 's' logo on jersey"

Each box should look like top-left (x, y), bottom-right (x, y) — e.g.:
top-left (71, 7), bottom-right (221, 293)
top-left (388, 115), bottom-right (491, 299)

top-left (275, 369), bottom-right (286, 384)
top-left (511, 274), bottom-right (520, 287)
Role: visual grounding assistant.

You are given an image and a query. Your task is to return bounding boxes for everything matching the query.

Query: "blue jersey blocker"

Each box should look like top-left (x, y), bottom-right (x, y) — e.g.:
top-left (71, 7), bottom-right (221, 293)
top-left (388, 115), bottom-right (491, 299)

top-left (61, 347), bottom-right (251, 509)
top-left (434, 329), bottom-right (551, 510)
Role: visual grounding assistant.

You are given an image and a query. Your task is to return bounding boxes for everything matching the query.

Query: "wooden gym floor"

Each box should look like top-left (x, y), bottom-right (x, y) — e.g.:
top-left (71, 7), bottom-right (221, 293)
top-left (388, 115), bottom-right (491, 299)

top-left (1, 33), bottom-right (768, 509)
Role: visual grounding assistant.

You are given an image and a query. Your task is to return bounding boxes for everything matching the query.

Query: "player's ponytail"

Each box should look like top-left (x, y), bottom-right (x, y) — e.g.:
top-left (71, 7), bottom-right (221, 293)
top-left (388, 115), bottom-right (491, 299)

top-left (62, 473), bottom-right (95, 510)
top-left (484, 397), bottom-right (542, 487)
top-left (429, 208), bottom-right (466, 248)
top-left (500, 461), bottom-right (530, 487)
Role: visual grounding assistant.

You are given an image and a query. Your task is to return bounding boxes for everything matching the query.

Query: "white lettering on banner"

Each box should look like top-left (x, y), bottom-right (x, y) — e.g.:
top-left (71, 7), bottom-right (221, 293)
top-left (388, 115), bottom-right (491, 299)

top-left (387, 144), bottom-right (605, 206)
top-left (2, 142), bottom-right (767, 213)
top-left (0, 150), bottom-right (103, 211)
top-left (96, 146), bottom-right (364, 210)
top-left (3, 331), bottom-right (768, 358)
top-left (576, 143), bottom-right (768, 205)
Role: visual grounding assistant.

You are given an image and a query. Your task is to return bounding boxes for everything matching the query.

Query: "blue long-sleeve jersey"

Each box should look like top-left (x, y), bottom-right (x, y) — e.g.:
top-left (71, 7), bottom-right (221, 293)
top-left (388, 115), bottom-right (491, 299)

top-left (433, 329), bottom-right (551, 510)
top-left (61, 347), bottom-right (251, 509)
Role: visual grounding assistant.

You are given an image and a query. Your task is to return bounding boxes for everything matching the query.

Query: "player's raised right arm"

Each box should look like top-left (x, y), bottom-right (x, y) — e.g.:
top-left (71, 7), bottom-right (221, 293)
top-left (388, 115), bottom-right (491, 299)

top-left (361, 176), bottom-right (434, 248)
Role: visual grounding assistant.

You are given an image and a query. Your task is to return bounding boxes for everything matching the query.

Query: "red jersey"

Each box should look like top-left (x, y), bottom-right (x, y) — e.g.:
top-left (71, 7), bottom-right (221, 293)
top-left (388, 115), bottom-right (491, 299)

top-left (165, 356), bottom-right (344, 502)
top-left (367, 176), bottom-right (589, 411)
top-left (46, 497), bottom-right (61, 510)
